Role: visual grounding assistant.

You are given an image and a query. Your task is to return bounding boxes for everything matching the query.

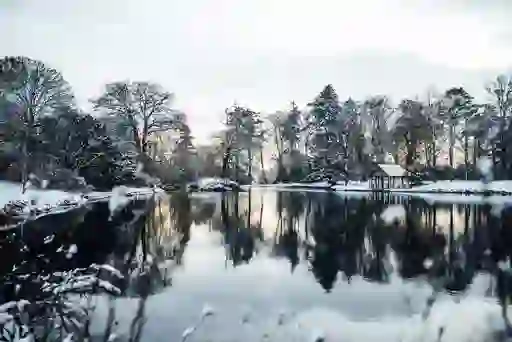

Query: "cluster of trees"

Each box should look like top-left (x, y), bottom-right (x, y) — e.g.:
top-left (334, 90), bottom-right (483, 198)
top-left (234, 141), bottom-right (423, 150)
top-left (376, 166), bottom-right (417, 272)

top-left (203, 191), bottom-right (512, 297)
top-left (2, 55), bottom-right (512, 191)
top-left (202, 79), bottom-right (512, 183)
top-left (0, 56), bottom-right (190, 190)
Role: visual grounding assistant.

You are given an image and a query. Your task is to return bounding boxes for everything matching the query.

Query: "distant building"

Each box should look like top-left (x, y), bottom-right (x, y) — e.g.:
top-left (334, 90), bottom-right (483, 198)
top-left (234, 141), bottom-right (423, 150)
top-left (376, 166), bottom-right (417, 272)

top-left (369, 163), bottom-right (410, 190)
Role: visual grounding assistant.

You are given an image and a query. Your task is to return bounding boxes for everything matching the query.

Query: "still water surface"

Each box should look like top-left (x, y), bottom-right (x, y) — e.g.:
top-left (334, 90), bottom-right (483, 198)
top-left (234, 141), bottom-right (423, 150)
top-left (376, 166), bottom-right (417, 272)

top-left (2, 189), bottom-right (512, 341)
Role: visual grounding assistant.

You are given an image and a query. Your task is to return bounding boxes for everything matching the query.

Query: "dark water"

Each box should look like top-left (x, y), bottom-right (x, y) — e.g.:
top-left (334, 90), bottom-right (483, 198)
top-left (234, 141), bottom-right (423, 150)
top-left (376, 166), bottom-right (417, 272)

top-left (2, 189), bottom-right (512, 341)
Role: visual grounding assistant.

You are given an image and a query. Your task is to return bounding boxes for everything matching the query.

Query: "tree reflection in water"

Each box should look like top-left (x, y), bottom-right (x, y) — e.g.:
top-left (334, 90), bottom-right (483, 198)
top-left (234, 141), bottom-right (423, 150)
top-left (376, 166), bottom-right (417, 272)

top-left (205, 189), bottom-right (512, 310)
top-left (2, 190), bottom-right (512, 340)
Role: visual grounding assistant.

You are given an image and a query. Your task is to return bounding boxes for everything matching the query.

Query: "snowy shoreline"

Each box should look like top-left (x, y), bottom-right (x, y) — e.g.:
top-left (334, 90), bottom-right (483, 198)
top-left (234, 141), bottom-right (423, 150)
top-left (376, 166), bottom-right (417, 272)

top-left (0, 181), bottom-right (164, 227)
top-left (267, 180), bottom-right (512, 195)
top-left (259, 181), bottom-right (512, 206)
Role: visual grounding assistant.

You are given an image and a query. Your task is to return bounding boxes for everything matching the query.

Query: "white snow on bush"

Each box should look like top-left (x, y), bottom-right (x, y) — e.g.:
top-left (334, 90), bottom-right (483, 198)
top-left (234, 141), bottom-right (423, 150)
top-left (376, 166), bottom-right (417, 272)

top-left (65, 244), bottom-right (78, 259)
top-left (197, 178), bottom-right (239, 191)
top-left (0, 181), bottom-right (82, 214)
top-left (91, 264), bottom-right (124, 279)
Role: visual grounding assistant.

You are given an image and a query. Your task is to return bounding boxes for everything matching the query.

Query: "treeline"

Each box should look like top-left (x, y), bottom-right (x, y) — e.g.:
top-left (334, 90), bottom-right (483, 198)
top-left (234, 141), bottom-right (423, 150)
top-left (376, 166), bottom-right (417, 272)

top-left (0, 56), bottom-right (191, 191)
top-left (202, 79), bottom-right (512, 183)
top-left (2, 55), bottom-right (512, 191)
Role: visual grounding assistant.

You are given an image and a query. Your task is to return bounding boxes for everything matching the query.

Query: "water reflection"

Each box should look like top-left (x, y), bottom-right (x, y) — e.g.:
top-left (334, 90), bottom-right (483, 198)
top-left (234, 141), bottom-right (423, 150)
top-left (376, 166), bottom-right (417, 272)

top-left (185, 190), bottom-right (512, 310)
top-left (2, 190), bottom-right (512, 340)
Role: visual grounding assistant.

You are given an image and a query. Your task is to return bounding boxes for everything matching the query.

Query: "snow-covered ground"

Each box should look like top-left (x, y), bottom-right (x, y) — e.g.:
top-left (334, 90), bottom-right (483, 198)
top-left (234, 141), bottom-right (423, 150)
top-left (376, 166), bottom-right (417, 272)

top-left (265, 181), bottom-right (370, 191)
top-left (262, 180), bottom-right (512, 205)
top-left (389, 181), bottom-right (512, 207)
top-left (333, 181), bottom-right (370, 191)
top-left (394, 180), bottom-right (512, 194)
top-left (0, 181), bottom-right (163, 222)
top-left (267, 181), bottom-right (333, 189)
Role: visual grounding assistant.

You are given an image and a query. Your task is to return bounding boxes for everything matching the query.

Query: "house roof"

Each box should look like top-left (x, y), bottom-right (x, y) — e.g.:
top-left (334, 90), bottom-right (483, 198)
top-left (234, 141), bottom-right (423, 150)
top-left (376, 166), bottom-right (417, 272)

top-left (375, 164), bottom-right (408, 177)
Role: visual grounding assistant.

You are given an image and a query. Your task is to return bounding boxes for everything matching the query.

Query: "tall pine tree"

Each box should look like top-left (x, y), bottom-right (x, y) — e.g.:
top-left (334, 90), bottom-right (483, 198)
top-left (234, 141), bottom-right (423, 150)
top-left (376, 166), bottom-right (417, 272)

top-left (306, 84), bottom-right (345, 179)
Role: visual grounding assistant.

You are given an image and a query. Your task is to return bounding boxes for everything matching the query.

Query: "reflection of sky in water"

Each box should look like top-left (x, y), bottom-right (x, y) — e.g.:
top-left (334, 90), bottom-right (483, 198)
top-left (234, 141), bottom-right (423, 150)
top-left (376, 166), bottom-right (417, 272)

top-left (94, 222), bottom-right (436, 341)
top-left (90, 190), bottom-right (507, 341)
top-left (92, 219), bottom-right (495, 341)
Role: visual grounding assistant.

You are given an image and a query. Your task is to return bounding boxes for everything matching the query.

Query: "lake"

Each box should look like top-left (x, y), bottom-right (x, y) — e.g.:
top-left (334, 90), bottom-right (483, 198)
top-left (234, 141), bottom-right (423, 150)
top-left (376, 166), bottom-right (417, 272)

top-left (2, 189), bottom-right (512, 341)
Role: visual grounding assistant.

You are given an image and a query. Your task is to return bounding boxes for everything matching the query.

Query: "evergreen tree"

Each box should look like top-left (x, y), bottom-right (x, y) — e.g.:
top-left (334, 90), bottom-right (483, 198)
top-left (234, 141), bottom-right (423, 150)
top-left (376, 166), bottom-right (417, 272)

top-left (39, 108), bottom-right (137, 189)
top-left (441, 87), bottom-right (473, 168)
top-left (170, 121), bottom-right (197, 182)
top-left (0, 56), bottom-right (75, 190)
top-left (306, 84), bottom-right (345, 179)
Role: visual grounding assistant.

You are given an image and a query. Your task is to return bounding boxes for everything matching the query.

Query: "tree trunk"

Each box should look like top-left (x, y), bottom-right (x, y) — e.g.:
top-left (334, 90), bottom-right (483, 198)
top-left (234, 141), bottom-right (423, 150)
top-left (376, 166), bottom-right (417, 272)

top-left (21, 108), bottom-right (34, 194)
top-left (247, 188), bottom-right (252, 230)
top-left (432, 136), bottom-right (437, 167)
top-left (248, 146), bottom-right (253, 183)
top-left (259, 148), bottom-right (267, 183)
top-left (141, 115), bottom-right (150, 155)
top-left (131, 122), bottom-right (142, 154)
top-left (492, 144), bottom-right (497, 179)
top-left (222, 145), bottom-right (232, 179)
top-left (234, 123), bottom-right (239, 182)
top-left (21, 134), bottom-right (28, 194)
top-left (449, 125), bottom-right (454, 168)
top-left (464, 129), bottom-right (469, 180)
top-left (500, 110), bottom-right (506, 178)
top-left (405, 136), bottom-right (415, 170)
top-left (425, 143), bottom-right (431, 168)
top-left (472, 139), bottom-right (478, 167)
top-left (273, 129), bottom-right (284, 182)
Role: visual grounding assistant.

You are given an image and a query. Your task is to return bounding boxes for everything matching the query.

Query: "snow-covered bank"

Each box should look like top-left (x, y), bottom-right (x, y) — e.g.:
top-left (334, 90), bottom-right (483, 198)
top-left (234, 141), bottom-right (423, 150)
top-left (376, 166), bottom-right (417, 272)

top-left (394, 180), bottom-right (512, 195)
top-left (0, 181), bottom-right (163, 223)
top-left (263, 181), bottom-right (371, 191)
top-left (333, 181), bottom-right (370, 191)
top-left (266, 182), bottom-right (333, 189)
top-left (389, 181), bottom-right (512, 206)
top-left (393, 192), bottom-right (512, 206)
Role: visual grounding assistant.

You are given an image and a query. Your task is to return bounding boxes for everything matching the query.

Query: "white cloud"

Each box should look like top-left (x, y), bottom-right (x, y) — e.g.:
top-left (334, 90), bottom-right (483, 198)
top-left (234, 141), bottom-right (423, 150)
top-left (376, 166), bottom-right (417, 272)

top-left (1, 0), bottom-right (511, 141)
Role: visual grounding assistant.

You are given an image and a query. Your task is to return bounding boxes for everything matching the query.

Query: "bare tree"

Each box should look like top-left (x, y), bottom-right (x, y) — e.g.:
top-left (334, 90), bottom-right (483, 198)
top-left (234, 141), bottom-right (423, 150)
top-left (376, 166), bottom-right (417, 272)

top-left (0, 56), bottom-right (75, 191)
top-left (393, 99), bottom-right (431, 169)
top-left (91, 81), bottom-right (183, 156)
top-left (361, 95), bottom-right (394, 163)
top-left (486, 75), bottom-right (512, 177)
top-left (268, 110), bottom-right (287, 181)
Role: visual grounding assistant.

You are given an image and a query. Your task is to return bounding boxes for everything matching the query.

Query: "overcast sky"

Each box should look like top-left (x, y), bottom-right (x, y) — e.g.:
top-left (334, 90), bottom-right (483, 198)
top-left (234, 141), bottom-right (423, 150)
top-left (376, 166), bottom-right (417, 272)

top-left (2, 0), bottom-right (512, 142)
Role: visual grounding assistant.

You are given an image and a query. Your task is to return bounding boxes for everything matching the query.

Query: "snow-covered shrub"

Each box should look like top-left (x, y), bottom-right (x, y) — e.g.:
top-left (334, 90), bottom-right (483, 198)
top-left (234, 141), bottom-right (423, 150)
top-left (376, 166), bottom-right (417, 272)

top-left (197, 178), bottom-right (240, 192)
top-left (0, 264), bottom-right (124, 342)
